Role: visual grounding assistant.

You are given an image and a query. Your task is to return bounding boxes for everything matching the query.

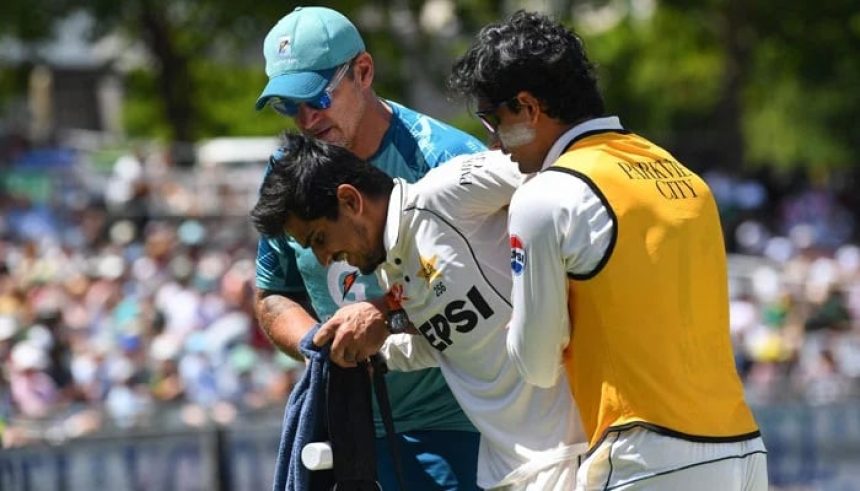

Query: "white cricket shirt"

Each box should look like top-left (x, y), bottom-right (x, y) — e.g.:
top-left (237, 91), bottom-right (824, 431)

top-left (377, 151), bottom-right (587, 489)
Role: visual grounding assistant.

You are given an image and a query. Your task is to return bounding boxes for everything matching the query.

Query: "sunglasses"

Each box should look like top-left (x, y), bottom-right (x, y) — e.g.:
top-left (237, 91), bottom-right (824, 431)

top-left (269, 61), bottom-right (353, 117)
top-left (475, 98), bottom-right (517, 135)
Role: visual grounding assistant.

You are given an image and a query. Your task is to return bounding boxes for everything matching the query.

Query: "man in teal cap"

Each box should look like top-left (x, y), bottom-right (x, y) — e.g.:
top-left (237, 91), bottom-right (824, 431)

top-left (253, 6), bottom-right (485, 490)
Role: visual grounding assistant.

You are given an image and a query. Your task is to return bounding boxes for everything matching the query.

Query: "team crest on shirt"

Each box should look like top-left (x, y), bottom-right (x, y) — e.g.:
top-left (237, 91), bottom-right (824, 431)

top-left (417, 255), bottom-right (442, 285)
top-left (511, 235), bottom-right (526, 276)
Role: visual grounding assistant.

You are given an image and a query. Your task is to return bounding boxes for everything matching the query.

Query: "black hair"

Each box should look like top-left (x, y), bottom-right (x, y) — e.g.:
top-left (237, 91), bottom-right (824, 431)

top-left (448, 10), bottom-right (604, 123)
top-left (250, 133), bottom-right (393, 237)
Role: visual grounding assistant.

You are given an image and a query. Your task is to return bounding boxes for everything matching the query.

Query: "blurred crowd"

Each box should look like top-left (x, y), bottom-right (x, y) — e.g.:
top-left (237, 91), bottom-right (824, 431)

top-left (1, 140), bottom-right (859, 448)
top-left (0, 143), bottom-right (302, 448)
top-left (706, 167), bottom-right (860, 405)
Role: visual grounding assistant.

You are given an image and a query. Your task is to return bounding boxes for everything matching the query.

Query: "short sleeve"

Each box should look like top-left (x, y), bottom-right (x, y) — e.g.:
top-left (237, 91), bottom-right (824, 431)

top-left (255, 237), bottom-right (307, 293)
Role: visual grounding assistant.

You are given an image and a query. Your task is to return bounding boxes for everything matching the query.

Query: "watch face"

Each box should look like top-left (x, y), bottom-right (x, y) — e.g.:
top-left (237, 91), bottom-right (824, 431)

top-left (388, 309), bottom-right (409, 334)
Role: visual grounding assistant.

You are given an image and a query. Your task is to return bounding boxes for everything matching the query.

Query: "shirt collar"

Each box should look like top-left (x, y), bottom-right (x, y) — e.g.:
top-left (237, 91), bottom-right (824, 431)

top-left (383, 178), bottom-right (407, 256)
top-left (540, 116), bottom-right (623, 171)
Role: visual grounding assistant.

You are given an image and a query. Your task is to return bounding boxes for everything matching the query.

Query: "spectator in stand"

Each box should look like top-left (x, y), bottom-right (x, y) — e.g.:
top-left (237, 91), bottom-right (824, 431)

top-left (9, 342), bottom-right (59, 418)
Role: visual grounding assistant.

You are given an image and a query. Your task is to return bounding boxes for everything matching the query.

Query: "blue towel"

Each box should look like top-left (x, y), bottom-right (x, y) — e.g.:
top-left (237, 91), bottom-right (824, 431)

top-left (272, 325), bottom-right (332, 491)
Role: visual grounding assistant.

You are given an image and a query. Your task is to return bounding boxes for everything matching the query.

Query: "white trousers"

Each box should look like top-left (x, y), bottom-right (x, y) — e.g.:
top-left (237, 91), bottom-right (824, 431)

top-left (575, 426), bottom-right (768, 490)
top-left (490, 443), bottom-right (588, 490)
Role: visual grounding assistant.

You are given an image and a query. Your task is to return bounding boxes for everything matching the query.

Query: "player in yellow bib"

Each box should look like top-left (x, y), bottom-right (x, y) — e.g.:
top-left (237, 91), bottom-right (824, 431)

top-left (450, 10), bottom-right (768, 490)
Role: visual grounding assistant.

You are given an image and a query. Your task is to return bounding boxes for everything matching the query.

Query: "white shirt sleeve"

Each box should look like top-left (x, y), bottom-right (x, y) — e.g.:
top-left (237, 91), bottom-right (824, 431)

top-left (380, 333), bottom-right (440, 371)
top-left (506, 171), bottom-right (614, 388)
top-left (416, 150), bottom-right (522, 217)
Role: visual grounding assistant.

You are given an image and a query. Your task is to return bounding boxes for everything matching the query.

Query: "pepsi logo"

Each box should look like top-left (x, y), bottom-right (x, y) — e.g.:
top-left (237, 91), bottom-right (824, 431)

top-left (510, 235), bottom-right (526, 276)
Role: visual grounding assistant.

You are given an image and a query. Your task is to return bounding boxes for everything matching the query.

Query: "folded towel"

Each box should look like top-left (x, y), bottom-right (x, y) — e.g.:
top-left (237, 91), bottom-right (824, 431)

top-left (273, 325), bottom-right (333, 491)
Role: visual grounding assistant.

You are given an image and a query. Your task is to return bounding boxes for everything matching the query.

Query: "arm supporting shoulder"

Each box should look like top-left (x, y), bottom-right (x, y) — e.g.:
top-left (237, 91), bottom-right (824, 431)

top-left (255, 288), bottom-right (318, 359)
top-left (506, 178), bottom-right (572, 388)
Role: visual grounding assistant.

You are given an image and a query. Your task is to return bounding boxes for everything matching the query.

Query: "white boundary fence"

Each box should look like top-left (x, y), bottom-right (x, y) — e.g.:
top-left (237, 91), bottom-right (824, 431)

top-left (2, 401), bottom-right (860, 491)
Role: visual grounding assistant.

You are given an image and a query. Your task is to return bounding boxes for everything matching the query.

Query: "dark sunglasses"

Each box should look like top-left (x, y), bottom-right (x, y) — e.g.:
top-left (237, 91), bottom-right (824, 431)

top-left (269, 60), bottom-right (353, 117)
top-left (475, 98), bottom-right (517, 135)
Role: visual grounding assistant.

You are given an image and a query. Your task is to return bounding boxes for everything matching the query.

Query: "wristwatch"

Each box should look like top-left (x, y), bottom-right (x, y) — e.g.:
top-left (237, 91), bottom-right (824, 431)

top-left (386, 308), bottom-right (410, 334)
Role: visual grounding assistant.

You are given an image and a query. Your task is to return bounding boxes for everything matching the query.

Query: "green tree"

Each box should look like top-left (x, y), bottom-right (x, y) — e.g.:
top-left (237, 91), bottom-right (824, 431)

top-left (0, 0), bottom-right (73, 112)
top-left (0, 0), bottom-right (70, 41)
top-left (740, 0), bottom-right (860, 169)
top-left (6, 0), bottom-right (859, 173)
top-left (80, 0), bottom-right (288, 143)
top-left (580, 0), bottom-right (860, 171)
top-left (577, 0), bottom-right (744, 170)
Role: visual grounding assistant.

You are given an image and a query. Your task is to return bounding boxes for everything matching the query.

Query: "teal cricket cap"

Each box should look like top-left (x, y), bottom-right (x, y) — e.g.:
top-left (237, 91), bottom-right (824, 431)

top-left (255, 6), bottom-right (365, 110)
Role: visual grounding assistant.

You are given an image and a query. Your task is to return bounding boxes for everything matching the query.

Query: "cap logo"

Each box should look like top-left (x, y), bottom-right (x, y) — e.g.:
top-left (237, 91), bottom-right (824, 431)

top-left (277, 36), bottom-right (291, 56)
top-left (257, 7), bottom-right (367, 109)
top-left (511, 235), bottom-right (526, 276)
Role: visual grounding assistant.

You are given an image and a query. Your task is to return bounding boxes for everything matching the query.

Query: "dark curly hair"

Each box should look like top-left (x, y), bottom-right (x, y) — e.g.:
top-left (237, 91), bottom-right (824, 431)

top-left (449, 10), bottom-right (604, 123)
top-left (250, 133), bottom-right (393, 237)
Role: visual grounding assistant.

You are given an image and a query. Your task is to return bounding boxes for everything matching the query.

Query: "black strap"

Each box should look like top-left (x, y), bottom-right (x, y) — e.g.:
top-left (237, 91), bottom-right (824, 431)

top-left (370, 355), bottom-right (407, 491)
top-left (326, 362), bottom-right (379, 490)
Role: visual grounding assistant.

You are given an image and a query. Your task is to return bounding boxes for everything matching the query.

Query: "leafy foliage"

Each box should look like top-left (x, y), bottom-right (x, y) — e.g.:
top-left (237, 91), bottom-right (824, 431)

top-left (1, 0), bottom-right (859, 171)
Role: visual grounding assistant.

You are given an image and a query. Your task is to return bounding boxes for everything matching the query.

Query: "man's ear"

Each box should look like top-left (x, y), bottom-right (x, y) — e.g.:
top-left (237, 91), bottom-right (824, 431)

top-left (336, 184), bottom-right (363, 215)
top-left (353, 52), bottom-right (374, 90)
top-left (515, 91), bottom-right (542, 125)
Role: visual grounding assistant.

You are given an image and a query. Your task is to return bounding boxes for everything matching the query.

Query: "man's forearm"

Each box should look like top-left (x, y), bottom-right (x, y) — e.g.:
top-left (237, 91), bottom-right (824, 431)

top-left (255, 289), bottom-right (318, 359)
